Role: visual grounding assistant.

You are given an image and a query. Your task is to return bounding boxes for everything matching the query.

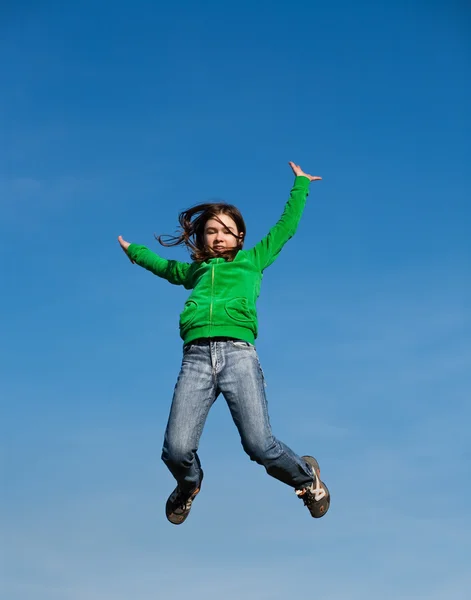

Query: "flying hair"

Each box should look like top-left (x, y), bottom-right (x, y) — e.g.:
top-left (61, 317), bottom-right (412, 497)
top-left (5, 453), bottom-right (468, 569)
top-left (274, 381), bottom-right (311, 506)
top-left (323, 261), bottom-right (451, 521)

top-left (156, 202), bottom-right (246, 262)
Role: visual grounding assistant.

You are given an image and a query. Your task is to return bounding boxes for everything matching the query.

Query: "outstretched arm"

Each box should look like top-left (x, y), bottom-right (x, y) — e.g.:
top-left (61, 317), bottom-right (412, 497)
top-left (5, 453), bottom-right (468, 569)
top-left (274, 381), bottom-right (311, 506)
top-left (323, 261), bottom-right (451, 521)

top-left (117, 235), bottom-right (192, 288)
top-left (247, 162), bottom-right (321, 271)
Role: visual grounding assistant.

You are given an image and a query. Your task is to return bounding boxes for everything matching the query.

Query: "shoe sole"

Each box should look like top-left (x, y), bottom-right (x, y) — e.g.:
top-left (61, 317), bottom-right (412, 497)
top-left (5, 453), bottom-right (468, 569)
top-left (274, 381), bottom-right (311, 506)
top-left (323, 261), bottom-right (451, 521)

top-left (302, 455), bottom-right (331, 518)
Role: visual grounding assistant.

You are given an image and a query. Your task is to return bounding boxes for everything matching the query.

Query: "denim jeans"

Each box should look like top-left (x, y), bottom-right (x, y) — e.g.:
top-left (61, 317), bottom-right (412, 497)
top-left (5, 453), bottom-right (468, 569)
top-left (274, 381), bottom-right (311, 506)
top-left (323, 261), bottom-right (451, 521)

top-left (161, 339), bottom-right (314, 493)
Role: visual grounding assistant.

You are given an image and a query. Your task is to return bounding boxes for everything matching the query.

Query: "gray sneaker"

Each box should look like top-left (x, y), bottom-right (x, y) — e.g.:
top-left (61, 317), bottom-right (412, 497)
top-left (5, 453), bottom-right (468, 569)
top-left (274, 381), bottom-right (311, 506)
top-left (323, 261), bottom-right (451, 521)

top-left (295, 456), bottom-right (330, 518)
top-left (165, 483), bottom-right (202, 525)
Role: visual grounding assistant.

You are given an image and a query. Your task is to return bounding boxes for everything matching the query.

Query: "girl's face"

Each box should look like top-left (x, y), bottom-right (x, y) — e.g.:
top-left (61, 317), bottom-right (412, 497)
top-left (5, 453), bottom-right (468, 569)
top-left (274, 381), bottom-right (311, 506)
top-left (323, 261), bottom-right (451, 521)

top-left (204, 213), bottom-right (243, 254)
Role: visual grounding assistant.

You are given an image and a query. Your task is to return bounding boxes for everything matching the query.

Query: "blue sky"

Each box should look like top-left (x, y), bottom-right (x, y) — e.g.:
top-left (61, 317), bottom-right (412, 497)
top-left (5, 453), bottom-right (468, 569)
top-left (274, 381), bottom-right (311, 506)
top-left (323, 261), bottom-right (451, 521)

top-left (1, 1), bottom-right (470, 598)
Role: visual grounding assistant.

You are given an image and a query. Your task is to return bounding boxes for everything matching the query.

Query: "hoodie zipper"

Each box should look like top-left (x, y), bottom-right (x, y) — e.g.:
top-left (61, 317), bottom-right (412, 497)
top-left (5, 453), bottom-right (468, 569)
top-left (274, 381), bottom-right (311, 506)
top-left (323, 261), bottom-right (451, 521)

top-left (209, 261), bottom-right (216, 336)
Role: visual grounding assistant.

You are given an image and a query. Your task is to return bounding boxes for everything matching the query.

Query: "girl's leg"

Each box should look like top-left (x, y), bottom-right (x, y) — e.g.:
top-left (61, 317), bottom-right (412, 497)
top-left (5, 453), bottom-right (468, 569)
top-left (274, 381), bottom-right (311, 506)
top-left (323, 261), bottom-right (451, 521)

top-left (162, 342), bottom-right (217, 494)
top-left (217, 340), bottom-right (314, 489)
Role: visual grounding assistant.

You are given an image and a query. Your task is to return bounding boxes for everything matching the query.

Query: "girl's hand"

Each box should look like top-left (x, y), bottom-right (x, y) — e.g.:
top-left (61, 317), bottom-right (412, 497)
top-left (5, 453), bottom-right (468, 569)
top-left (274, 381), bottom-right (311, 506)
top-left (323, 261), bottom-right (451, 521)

top-left (118, 235), bottom-right (135, 264)
top-left (289, 161), bottom-right (322, 182)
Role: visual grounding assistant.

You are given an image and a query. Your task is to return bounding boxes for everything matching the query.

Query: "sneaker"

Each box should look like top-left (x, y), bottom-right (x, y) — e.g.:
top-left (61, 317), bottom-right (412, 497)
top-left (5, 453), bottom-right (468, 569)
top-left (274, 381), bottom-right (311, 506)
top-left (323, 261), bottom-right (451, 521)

top-left (165, 483), bottom-right (202, 525)
top-left (295, 455), bottom-right (330, 518)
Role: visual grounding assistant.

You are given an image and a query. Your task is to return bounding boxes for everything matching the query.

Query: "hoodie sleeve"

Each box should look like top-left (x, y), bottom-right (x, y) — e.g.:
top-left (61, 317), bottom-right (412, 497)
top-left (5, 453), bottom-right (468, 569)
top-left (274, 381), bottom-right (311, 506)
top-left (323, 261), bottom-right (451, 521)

top-left (246, 176), bottom-right (310, 271)
top-left (126, 244), bottom-right (193, 288)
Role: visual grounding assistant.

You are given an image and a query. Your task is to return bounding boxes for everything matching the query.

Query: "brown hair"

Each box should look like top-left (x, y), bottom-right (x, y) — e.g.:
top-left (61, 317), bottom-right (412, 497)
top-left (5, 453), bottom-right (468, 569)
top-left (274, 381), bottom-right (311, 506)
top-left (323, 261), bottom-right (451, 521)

top-left (156, 202), bottom-right (246, 262)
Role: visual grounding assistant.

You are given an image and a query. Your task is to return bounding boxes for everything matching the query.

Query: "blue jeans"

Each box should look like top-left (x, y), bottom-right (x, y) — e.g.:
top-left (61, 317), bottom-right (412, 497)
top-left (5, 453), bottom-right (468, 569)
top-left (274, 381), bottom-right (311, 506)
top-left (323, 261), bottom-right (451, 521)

top-left (161, 339), bottom-right (313, 493)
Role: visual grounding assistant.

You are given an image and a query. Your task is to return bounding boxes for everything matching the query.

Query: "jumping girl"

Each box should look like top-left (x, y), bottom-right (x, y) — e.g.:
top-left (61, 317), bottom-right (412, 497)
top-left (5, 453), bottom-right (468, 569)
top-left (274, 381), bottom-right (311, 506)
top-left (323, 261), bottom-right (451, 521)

top-left (118, 161), bottom-right (330, 525)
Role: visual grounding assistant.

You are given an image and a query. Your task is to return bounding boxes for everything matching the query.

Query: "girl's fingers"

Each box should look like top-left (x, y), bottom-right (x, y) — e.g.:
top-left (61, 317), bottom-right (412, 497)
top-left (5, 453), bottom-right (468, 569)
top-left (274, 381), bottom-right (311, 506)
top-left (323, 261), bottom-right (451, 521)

top-left (118, 235), bottom-right (134, 262)
top-left (118, 235), bottom-right (129, 249)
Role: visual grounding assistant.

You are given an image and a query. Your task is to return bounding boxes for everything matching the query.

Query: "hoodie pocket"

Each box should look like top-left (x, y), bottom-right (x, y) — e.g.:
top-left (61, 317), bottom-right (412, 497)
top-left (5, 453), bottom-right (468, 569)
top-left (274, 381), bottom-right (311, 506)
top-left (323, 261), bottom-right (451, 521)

top-left (224, 298), bottom-right (255, 323)
top-left (179, 300), bottom-right (198, 330)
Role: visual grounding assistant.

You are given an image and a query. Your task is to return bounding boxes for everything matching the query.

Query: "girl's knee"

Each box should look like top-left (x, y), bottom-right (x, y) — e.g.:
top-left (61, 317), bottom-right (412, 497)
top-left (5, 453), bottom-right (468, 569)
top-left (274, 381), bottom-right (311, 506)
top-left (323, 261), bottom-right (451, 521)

top-left (243, 437), bottom-right (277, 465)
top-left (162, 442), bottom-right (194, 468)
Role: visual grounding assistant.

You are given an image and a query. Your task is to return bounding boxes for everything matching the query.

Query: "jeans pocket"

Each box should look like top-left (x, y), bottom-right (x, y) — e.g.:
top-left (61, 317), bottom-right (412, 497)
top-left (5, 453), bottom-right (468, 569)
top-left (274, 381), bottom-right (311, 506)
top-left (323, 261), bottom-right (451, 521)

top-left (230, 340), bottom-right (252, 348)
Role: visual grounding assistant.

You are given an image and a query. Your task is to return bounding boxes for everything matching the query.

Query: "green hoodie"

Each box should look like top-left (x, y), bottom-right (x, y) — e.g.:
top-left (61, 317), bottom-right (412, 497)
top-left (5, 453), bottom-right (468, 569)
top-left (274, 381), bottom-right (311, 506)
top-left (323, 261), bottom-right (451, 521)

top-left (127, 176), bottom-right (311, 344)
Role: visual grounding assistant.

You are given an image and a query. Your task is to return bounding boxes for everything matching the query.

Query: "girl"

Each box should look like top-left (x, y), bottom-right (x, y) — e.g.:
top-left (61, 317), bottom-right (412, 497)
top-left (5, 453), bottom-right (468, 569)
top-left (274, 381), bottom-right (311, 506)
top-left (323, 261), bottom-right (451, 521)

top-left (118, 161), bottom-right (330, 525)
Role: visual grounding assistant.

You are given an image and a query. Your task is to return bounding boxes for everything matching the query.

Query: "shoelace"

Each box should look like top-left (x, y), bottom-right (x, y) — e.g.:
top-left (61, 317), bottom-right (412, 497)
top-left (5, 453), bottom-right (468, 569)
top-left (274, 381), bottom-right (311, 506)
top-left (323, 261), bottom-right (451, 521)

top-left (169, 490), bottom-right (189, 511)
top-left (295, 473), bottom-right (326, 505)
top-left (170, 489), bottom-right (197, 514)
